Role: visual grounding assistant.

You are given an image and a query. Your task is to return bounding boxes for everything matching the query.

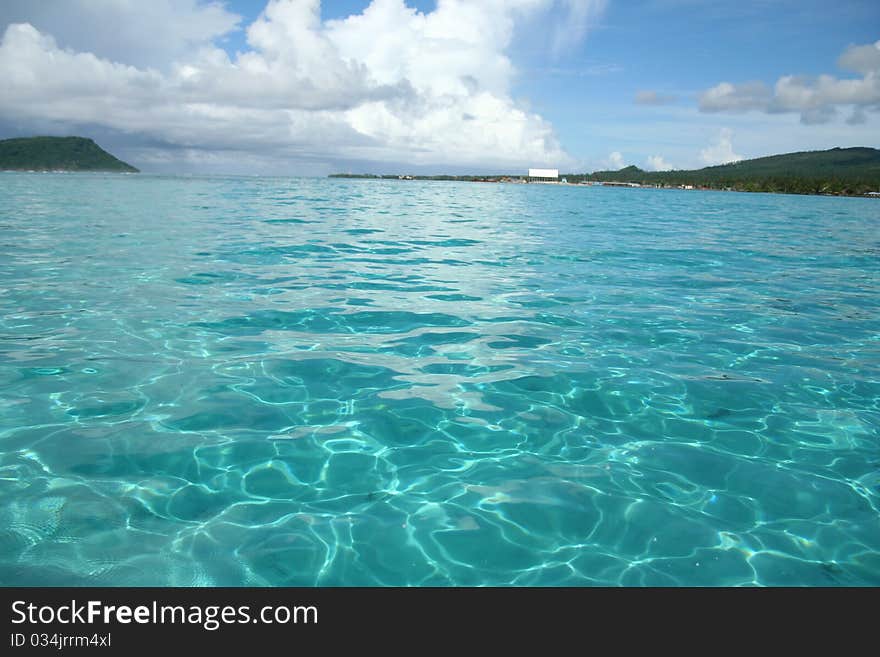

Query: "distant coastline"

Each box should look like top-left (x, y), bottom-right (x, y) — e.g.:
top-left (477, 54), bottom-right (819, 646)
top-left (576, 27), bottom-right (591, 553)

top-left (331, 147), bottom-right (880, 198)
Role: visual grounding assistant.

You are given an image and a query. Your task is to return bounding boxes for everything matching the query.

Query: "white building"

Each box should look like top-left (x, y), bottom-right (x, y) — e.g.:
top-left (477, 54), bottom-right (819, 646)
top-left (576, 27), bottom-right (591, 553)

top-left (528, 168), bottom-right (559, 183)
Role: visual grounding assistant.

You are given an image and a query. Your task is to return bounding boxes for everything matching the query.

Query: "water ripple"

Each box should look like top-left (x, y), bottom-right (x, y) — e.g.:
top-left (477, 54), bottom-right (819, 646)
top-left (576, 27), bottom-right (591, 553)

top-left (1, 174), bottom-right (879, 586)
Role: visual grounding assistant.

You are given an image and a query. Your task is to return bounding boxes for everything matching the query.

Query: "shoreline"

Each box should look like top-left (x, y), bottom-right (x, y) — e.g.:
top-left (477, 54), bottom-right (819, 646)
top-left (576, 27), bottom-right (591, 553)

top-left (328, 174), bottom-right (880, 199)
top-left (2, 169), bottom-right (875, 199)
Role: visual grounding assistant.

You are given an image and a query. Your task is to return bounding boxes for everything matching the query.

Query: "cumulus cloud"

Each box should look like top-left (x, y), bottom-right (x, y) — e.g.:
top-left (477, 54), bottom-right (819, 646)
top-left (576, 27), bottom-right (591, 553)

top-left (634, 90), bottom-right (676, 106)
top-left (0, 0), bottom-right (241, 70)
top-left (605, 151), bottom-right (625, 169)
top-left (0, 0), bottom-right (607, 171)
top-left (699, 81), bottom-right (772, 112)
top-left (646, 154), bottom-right (672, 171)
top-left (699, 128), bottom-right (741, 166)
top-left (698, 39), bottom-right (880, 125)
top-left (838, 39), bottom-right (880, 75)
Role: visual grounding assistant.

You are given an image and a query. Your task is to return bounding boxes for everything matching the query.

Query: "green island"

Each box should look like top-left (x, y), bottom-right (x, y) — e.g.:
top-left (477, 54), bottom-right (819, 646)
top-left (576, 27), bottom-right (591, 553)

top-left (0, 136), bottom-right (138, 172)
top-left (331, 147), bottom-right (880, 197)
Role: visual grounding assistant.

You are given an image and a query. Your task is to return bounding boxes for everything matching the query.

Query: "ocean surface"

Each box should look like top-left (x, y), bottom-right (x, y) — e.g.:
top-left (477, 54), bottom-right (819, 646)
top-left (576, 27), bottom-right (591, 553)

top-left (1, 173), bottom-right (878, 586)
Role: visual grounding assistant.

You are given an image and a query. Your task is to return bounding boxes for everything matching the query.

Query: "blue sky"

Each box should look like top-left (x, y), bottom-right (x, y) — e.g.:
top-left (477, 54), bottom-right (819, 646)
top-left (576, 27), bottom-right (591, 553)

top-left (0, 0), bottom-right (877, 174)
top-left (530, 0), bottom-right (880, 168)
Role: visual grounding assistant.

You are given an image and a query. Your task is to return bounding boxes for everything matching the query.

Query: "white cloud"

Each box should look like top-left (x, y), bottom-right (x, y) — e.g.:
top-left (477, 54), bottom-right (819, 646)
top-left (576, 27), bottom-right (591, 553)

top-left (605, 151), bottom-right (625, 169)
top-left (838, 39), bottom-right (880, 76)
top-left (646, 154), bottom-right (672, 171)
top-left (698, 40), bottom-right (880, 125)
top-left (0, 0), bottom-right (608, 171)
top-left (699, 81), bottom-right (772, 112)
top-left (772, 73), bottom-right (880, 122)
top-left (699, 128), bottom-right (741, 166)
top-left (0, 0), bottom-right (241, 70)
top-left (549, 0), bottom-right (607, 57)
top-left (635, 90), bottom-right (676, 106)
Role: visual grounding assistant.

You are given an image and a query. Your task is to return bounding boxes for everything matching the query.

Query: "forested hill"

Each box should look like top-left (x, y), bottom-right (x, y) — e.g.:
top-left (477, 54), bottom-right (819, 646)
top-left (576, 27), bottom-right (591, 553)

top-left (0, 136), bottom-right (139, 172)
top-left (577, 147), bottom-right (880, 195)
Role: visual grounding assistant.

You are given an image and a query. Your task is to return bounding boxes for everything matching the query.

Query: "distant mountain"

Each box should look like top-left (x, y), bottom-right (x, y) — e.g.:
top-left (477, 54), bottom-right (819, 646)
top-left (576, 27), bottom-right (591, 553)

top-left (577, 147), bottom-right (880, 195)
top-left (590, 164), bottom-right (645, 178)
top-left (0, 136), bottom-right (138, 172)
top-left (697, 146), bottom-right (880, 179)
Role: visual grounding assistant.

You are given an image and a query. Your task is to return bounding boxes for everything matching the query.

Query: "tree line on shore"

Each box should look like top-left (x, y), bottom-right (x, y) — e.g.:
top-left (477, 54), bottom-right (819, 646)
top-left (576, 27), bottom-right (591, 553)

top-left (331, 147), bottom-right (880, 197)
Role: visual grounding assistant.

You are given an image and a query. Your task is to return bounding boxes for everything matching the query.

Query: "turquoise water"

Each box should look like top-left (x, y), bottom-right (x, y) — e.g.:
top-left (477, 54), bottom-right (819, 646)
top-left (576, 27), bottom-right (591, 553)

top-left (1, 173), bottom-right (878, 586)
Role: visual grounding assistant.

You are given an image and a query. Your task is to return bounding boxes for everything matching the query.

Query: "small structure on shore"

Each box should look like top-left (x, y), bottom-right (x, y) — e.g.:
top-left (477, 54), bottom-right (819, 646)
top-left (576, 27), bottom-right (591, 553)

top-left (528, 168), bottom-right (559, 183)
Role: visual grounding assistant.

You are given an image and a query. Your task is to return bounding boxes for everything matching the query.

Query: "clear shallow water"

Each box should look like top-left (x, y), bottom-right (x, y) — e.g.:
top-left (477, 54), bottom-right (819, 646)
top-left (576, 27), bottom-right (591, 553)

top-left (1, 173), bottom-right (878, 586)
